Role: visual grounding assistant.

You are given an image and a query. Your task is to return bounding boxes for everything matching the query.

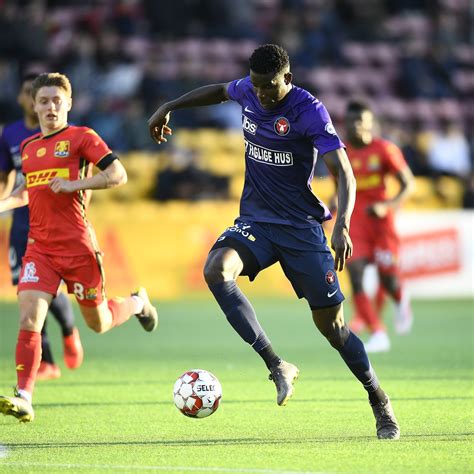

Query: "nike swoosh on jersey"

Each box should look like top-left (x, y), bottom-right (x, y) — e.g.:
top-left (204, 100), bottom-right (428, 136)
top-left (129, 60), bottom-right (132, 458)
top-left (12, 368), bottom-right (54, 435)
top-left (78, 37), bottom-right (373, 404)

top-left (244, 106), bottom-right (255, 114)
top-left (327, 289), bottom-right (338, 297)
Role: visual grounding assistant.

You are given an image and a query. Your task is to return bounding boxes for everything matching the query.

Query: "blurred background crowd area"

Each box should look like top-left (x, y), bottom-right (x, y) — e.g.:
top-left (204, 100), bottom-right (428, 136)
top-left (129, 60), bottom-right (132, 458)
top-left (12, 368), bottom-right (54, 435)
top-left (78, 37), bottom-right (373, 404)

top-left (0, 0), bottom-right (472, 206)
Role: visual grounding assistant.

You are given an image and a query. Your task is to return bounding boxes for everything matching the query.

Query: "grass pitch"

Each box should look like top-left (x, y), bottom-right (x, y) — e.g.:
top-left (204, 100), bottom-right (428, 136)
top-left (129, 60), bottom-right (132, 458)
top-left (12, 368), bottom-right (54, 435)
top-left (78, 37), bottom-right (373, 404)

top-left (0, 297), bottom-right (472, 473)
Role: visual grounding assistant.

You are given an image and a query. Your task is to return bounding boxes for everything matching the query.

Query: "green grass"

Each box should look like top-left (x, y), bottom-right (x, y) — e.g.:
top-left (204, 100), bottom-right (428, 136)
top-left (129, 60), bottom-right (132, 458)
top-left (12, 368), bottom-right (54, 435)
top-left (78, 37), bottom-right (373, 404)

top-left (0, 297), bottom-right (473, 473)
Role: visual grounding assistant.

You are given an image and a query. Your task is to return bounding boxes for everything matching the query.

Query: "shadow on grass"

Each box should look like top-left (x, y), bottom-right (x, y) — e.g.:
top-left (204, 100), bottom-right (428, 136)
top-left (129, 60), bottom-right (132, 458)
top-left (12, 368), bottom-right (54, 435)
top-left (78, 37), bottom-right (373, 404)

top-left (33, 395), bottom-right (474, 409)
top-left (42, 375), bottom-right (472, 388)
top-left (3, 432), bottom-right (473, 450)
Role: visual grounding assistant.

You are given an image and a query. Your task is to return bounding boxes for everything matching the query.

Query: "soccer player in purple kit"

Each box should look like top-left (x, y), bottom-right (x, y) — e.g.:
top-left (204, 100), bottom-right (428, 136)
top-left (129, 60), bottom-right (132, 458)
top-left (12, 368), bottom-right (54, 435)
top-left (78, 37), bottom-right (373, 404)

top-left (0, 73), bottom-right (83, 379)
top-left (148, 44), bottom-right (400, 439)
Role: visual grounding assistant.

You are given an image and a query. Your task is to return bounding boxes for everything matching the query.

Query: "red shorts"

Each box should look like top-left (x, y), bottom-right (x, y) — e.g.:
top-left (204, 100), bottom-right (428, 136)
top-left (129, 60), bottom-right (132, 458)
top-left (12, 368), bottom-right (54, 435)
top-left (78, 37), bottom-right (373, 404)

top-left (350, 214), bottom-right (400, 273)
top-left (17, 246), bottom-right (106, 307)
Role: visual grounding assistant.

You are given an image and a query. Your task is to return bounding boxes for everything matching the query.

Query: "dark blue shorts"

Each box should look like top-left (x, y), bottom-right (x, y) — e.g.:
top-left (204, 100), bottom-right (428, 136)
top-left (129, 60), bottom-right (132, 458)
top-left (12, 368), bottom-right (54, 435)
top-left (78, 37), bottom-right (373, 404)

top-left (211, 219), bottom-right (345, 309)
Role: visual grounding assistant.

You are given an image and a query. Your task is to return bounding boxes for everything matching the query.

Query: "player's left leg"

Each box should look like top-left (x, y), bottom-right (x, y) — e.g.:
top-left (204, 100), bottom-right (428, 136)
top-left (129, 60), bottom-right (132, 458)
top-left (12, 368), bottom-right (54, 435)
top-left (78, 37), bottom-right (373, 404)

top-left (64, 252), bottom-right (158, 334)
top-left (78, 291), bottom-right (157, 334)
top-left (312, 304), bottom-right (400, 440)
top-left (278, 225), bottom-right (399, 439)
top-left (37, 320), bottom-right (62, 380)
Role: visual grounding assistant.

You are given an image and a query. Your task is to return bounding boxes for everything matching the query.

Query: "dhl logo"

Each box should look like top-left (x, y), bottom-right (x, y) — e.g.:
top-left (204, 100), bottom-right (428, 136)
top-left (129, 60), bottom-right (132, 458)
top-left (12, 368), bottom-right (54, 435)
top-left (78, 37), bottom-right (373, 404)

top-left (26, 168), bottom-right (70, 188)
top-left (357, 174), bottom-right (382, 190)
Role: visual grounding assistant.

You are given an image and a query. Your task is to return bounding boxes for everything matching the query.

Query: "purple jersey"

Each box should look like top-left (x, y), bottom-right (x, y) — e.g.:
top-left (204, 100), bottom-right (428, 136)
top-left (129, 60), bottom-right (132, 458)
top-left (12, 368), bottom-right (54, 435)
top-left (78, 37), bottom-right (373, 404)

top-left (0, 119), bottom-right (40, 234)
top-left (228, 76), bottom-right (344, 228)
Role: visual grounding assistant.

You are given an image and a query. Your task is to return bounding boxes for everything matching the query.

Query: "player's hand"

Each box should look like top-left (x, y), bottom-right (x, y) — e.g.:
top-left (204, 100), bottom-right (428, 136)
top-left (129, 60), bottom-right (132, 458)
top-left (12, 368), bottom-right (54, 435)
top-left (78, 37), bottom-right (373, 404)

top-left (148, 107), bottom-right (173, 144)
top-left (331, 225), bottom-right (353, 272)
top-left (367, 202), bottom-right (389, 218)
top-left (49, 177), bottom-right (75, 193)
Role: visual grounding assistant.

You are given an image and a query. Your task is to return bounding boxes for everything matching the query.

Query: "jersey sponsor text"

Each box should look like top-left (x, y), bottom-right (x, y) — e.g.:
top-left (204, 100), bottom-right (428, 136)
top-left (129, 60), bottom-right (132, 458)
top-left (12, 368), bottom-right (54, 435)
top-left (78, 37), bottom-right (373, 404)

top-left (26, 168), bottom-right (70, 188)
top-left (244, 139), bottom-right (293, 166)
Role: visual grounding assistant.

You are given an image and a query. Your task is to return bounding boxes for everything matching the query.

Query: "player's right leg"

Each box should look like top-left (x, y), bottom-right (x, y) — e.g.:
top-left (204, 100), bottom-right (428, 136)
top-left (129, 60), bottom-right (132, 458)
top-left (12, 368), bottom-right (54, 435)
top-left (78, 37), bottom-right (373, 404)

top-left (348, 259), bottom-right (390, 353)
top-left (204, 221), bottom-right (298, 406)
top-left (0, 290), bottom-right (52, 423)
top-left (375, 223), bottom-right (413, 335)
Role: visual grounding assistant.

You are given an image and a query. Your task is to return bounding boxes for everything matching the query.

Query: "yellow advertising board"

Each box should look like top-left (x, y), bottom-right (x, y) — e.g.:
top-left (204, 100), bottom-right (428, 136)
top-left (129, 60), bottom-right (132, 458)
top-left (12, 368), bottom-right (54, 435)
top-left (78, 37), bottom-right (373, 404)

top-left (1, 201), bottom-right (349, 301)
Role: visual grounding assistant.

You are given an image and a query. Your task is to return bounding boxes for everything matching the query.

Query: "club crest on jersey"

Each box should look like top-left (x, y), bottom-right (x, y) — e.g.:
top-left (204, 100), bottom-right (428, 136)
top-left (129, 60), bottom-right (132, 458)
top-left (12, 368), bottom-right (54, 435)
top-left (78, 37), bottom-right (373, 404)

top-left (85, 288), bottom-right (98, 300)
top-left (325, 270), bottom-right (336, 285)
top-left (368, 154), bottom-right (381, 170)
top-left (274, 117), bottom-right (290, 136)
top-left (20, 262), bottom-right (39, 283)
top-left (54, 140), bottom-right (70, 158)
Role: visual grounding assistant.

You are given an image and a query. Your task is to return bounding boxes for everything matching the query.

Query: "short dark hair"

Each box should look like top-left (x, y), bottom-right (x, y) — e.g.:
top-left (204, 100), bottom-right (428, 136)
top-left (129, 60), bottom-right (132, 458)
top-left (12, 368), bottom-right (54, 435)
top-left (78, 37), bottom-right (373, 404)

top-left (21, 72), bottom-right (41, 84)
top-left (346, 99), bottom-right (372, 115)
top-left (31, 72), bottom-right (72, 100)
top-left (249, 44), bottom-right (290, 75)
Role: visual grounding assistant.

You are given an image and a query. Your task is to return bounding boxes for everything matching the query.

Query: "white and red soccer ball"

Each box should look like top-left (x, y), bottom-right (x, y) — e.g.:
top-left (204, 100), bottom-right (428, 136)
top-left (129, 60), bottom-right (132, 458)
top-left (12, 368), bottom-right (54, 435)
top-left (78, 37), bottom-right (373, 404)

top-left (173, 369), bottom-right (222, 418)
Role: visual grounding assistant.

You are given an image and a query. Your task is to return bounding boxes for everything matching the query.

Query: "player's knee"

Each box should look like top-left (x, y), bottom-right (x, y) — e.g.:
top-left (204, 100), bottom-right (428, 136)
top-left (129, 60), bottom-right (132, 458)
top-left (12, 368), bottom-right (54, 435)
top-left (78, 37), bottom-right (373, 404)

top-left (85, 318), bottom-right (108, 334)
top-left (19, 313), bottom-right (42, 332)
top-left (379, 272), bottom-right (399, 295)
top-left (312, 304), bottom-right (349, 350)
top-left (326, 325), bottom-right (350, 350)
top-left (203, 258), bottom-right (225, 286)
top-left (203, 249), bottom-right (237, 286)
top-left (350, 279), bottom-right (364, 294)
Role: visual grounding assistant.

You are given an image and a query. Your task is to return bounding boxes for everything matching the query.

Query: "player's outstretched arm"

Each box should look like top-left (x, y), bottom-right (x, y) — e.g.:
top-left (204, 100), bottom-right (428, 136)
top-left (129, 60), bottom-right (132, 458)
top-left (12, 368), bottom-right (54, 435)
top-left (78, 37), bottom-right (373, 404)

top-left (0, 183), bottom-right (28, 213)
top-left (323, 147), bottom-right (356, 271)
top-left (148, 83), bottom-right (230, 144)
top-left (49, 159), bottom-right (127, 194)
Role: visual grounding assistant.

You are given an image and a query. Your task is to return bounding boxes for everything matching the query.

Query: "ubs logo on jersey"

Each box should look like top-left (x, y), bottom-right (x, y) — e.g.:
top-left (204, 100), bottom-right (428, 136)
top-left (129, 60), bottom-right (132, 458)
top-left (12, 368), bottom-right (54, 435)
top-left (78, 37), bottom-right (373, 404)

top-left (242, 115), bottom-right (258, 135)
top-left (54, 140), bottom-right (70, 158)
top-left (274, 117), bottom-right (290, 136)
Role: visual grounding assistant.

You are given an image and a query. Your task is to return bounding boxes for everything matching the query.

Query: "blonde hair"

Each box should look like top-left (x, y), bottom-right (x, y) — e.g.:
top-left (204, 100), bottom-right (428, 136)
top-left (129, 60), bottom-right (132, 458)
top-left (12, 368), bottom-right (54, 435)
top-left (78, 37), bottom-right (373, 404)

top-left (31, 72), bottom-right (72, 100)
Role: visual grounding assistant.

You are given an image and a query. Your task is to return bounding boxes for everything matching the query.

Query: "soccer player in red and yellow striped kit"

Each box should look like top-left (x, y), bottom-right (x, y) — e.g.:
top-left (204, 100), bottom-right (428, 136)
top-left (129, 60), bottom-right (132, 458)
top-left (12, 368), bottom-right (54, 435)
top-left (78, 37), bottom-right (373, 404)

top-left (0, 73), bottom-right (158, 422)
top-left (344, 100), bottom-right (414, 353)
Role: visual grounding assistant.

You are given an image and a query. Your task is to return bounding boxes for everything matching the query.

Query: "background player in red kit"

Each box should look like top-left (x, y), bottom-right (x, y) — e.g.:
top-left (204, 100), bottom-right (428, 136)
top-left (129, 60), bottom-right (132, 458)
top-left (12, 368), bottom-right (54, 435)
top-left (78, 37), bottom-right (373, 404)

top-left (0, 73), bottom-right (83, 381)
top-left (344, 100), bottom-right (414, 353)
top-left (0, 73), bottom-right (158, 422)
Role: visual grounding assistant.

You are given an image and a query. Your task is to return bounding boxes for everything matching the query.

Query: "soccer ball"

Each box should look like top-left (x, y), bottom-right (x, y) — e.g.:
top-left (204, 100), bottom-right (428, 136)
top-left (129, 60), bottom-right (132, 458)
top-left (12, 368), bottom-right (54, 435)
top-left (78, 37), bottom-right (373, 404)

top-left (173, 369), bottom-right (222, 418)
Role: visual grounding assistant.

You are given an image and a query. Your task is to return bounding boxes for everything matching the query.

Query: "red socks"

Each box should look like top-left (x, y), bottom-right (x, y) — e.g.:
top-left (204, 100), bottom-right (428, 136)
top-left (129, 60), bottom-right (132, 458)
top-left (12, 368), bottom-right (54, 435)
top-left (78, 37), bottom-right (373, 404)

top-left (16, 330), bottom-right (42, 394)
top-left (353, 292), bottom-right (385, 332)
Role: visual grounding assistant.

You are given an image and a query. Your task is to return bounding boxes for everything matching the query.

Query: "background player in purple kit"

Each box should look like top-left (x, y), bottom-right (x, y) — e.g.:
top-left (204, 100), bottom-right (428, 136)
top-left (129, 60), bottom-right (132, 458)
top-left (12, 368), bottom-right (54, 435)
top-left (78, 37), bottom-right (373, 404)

top-left (0, 73), bottom-right (83, 379)
top-left (148, 44), bottom-right (399, 439)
